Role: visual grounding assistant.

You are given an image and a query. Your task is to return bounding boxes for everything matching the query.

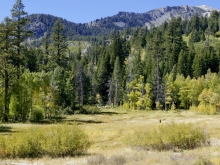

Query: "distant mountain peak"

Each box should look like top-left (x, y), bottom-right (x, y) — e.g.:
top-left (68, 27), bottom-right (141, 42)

top-left (27, 4), bottom-right (219, 39)
top-left (196, 5), bottom-right (217, 12)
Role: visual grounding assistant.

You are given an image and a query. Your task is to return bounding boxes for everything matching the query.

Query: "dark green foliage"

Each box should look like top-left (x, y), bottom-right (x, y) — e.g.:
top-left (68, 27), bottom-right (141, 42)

top-left (76, 105), bottom-right (101, 115)
top-left (164, 17), bottom-right (184, 72)
top-left (32, 108), bottom-right (44, 123)
top-left (112, 57), bottom-right (122, 106)
top-left (11, 0), bottom-right (32, 78)
top-left (177, 49), bottom-right (188, 76)
top-left (95, 49), bottom-right (111, 104)
top-left (209, 11), bottom-right (219, 34)
top-left (216, 31), bottom-right (220, 38)
top-left (0, 17), bottom-right (15, 122)
top-left (49, 19), bottom-right (68, 69)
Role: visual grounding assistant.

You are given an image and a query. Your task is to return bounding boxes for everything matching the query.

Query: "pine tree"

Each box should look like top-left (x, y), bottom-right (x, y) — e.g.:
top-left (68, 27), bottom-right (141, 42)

top-left (190, 13), bottom-right (200, 32)
top-left (112, 57), bottom-right (122, 106)
top-left (74, 61), bottom-right (87, 106)
top-left (164, 17), bottom-right (183, 72)
top-left (186, 45), bottom-right (195, 77)
top-left (11, 0), bottom-right (32, 79)
top-left (192, 53), bottom-right (203, 78)
top-left (177, 48), bottom-right (188, 77)
top-left (132, 52), bottom-right (143, 80)
top-left (209, 11), bottom-right (219, 34)
top-left (95, 50), bottom-right (111, 104)
top-left (149, 30), bottom-right (164, 106)
top-left (49, 19), bottom-right (68, 70)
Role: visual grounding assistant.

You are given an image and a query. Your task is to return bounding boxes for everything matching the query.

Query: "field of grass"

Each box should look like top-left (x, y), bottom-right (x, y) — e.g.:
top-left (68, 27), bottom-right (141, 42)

top-left (67, 41), bottom-right (91, 55)
top-left (1, 109), bottom-right (220, 164)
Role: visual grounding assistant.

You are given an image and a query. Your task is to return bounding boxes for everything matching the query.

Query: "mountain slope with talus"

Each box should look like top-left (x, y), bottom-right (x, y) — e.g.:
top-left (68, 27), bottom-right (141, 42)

top-left (27, 5), bottom-right (219, 39)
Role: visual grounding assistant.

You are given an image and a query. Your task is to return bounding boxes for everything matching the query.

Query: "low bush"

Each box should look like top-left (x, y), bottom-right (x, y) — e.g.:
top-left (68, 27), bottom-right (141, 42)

top-left (75, 105), bottom-right (101, 115)
top-left (128, 122), bottom-right (209, 151)
top-left (215, 31), bottom-right (220, 38)
top-left (31, 107), bottom-right (44, 122)
top-left (0, 124), bottom-right (90, 158)
top-left (193, 157), bottom-right (213, 165)
top-left (190, 104), bottom-right (218, 115)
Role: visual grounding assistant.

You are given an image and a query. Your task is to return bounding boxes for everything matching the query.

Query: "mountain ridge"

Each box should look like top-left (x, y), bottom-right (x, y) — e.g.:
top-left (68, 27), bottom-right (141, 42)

top-left (27, 5), bottom-right (219, 39)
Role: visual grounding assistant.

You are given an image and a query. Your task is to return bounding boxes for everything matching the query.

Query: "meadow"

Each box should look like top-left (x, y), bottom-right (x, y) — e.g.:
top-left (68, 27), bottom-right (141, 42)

top-left (1, 109), bottom-right (220, 165)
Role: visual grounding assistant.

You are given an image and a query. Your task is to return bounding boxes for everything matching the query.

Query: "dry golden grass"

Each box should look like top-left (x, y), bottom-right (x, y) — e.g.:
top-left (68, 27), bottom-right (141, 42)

top-left (1, 109), bottom-right (220, 164)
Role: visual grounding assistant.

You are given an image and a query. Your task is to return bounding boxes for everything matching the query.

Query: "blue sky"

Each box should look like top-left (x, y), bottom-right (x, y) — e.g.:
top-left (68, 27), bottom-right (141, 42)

top-left (0, 0), bottom-right (220, 23)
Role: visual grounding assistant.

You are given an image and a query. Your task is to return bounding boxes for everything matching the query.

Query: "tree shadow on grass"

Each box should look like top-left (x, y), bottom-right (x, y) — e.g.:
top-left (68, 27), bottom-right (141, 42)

top-left (68, 119), bottom-right (104, 125)
top-left (0, 125), bottom-right (13, 133)
top-left (101, 111), bottom-right (126, 115)
top-left (33, 116), bottom-right (67, 124)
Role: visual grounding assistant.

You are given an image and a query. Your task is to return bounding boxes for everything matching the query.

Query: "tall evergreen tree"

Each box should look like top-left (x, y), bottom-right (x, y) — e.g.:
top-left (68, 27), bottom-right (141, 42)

top-left (112, 57), bottom-right (122, 106)
top-left (209, 11), bottom-right (219, 34)
top-left (95, 50), bottom-right (111, 104)
top-left (148, 30), bottom-right (164, 106)
top-left (11, 0), bottom-right (32, 79)
top-left (164, 17), bottom-right (183, 72)
top-left (49, 19), bottom-right (68, 70)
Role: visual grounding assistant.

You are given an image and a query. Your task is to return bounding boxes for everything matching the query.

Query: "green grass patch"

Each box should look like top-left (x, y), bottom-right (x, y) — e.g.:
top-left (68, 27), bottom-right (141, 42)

top-left (0, 124), bottom-right (90, 158)
top-left (128, 122), bottom-right (209, 151)
top-left (67, 41), bottom-right (90, 54)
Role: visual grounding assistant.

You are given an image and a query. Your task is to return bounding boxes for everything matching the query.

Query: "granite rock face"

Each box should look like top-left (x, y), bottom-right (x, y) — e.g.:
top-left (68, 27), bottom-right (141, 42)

top-left (27, 5), bottom-right (218, 38)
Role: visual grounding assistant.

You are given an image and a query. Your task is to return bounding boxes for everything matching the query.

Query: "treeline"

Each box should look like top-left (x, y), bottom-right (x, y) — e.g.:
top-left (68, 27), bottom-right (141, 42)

top-left (1, 0), bottom-right (220, 122)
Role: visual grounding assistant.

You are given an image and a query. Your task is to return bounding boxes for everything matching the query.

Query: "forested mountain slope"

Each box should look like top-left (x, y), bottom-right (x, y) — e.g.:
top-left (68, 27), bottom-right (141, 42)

top-left (27, 5), bottom-right (218, 39)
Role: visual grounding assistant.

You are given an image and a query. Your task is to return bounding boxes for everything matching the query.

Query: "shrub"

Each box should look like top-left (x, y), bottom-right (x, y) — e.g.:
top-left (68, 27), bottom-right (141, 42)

top-left (31, 106), bottom-right (44, 122)
top-left (190, 104), bottom-right (217, 115)
top-left (193, 157), bottom-right (213, 165)
top-left (76, 105), bottom-right (101, 115)
top-left (0, 124), bottom-right (90, 158)
top-left (128, 122), bottom-right (209, 151)
top-left (215, 31), bottom-right (220, 38)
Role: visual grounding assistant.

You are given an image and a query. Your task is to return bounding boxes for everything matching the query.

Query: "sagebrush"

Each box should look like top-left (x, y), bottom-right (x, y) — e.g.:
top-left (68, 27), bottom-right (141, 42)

top-left (0, 124), bottom-right (90, 158)
top-left (128, 122), bottom-right (209, 151)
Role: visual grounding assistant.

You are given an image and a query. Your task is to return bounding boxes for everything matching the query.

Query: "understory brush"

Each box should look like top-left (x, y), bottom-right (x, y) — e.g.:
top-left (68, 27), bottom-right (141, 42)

top-left (128, 122), bottom-right (209, 151)
top-left (74, 105), bottom-right (101, 115)
top-left (0, 124), bottom-right (90, 158)
top-left (190, 105), bottom-right (218, 115)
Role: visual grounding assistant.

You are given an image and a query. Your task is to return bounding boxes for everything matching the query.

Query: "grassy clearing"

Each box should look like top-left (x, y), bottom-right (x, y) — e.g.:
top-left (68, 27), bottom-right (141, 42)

top-left (1, 109), bottom-right (220, 164)
top-left (67, 41), bottom-right (90, 54)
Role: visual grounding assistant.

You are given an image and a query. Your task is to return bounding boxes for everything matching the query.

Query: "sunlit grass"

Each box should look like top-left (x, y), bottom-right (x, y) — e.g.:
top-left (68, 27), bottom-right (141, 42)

top-left (1, 109), bottom-right (220, 164)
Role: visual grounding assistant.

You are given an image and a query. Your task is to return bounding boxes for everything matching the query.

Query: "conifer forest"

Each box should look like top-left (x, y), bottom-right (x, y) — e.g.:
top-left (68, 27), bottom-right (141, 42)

top-left (1, 0), bottom-right (220, 123)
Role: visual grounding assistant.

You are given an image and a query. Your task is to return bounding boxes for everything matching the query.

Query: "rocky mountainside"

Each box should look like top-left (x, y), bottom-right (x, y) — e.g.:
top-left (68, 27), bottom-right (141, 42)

top-left (27, 5), bottom-right (218, 39)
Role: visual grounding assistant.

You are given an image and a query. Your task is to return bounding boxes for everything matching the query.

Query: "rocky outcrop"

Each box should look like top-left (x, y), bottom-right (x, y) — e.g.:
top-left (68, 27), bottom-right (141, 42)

top-left (27, 5), bottom-right (219, 39)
